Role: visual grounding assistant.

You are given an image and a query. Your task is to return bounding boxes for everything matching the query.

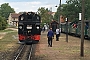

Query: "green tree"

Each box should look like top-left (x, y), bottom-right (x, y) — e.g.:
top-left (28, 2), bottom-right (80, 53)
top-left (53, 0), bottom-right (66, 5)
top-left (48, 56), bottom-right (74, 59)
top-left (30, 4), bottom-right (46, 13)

top-left (0, 3), bottom-right (15, 19)
top-left (54, 0), bottom-right (90, 22)
top-left (0, 16), bottom-right (7, 30)
top-left (54, 6), bottom-right (61, 21)
top-left (37, 7), bottom-right (52, 26)
top-left (64, 0), bottom-right (82, 22)
top-left (0, 3), bottom-right (15, 30)
top-left (84, 0), bottom-right (90, 20)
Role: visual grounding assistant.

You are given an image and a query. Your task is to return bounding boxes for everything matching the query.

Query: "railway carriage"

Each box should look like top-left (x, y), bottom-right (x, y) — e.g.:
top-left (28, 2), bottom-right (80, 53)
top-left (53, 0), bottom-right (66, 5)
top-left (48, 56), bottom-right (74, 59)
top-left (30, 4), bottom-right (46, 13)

top-left (77, 20), bottom-right (90, 38)
top-left (61, 20), bottom-right (90, 40)
top-left (69, 22), bottom-right (78, 36)
top-left (18, 12), bottom-right (41, 44)
top-left (87, 21), bottom-right (90, 39)
top-left (61, 22), bottom-right (72, 34)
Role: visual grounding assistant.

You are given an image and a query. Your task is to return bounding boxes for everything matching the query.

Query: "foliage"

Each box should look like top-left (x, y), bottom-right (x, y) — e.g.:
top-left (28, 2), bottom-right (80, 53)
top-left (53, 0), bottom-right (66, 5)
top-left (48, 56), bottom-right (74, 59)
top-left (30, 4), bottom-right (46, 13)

top-left (0, 3), bottom-right (15, 30)
top-left (84, 0), bottom-right (90, 20)
top-left (54, 6), bottom-right (61, 21)
top-left (0, 16), bottom-right (7, 30)
top-left (0, 3), bottom-right (15, 19)
top-left (37, 7), bottom-right (53, 26)
top-left (54, 0), bottom-right (90, 22)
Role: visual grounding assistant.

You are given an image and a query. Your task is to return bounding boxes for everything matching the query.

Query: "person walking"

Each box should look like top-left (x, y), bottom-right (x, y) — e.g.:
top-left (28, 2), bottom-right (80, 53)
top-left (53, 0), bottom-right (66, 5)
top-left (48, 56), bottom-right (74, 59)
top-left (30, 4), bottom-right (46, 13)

top-left (47, 28), bottom-right (54, 47)
top-left (42, 27), bottom-right (45, 33)
top-left (56, 28), bottom-right (60, 41)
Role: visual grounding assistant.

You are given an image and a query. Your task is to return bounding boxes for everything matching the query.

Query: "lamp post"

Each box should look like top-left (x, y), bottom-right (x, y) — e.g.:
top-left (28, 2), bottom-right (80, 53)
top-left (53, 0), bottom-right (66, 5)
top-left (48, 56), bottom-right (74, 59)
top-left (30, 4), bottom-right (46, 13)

top-left (50, 7), bottom-right (52, 21)
top-left (59, 0), bottom-right (61, 28)
top-left (65, 18), bottom-right (68, 43)
top-left (55, 0), bottom-right (61, 27)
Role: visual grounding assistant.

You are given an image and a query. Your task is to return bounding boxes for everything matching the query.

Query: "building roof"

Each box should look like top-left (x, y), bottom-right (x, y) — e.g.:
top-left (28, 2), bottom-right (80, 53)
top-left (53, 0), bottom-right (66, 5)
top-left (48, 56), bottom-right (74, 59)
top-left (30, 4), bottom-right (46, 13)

top-left (48, 12), bottom-right (55, 15)
top-left (11, 13), bottom-right (21, 18)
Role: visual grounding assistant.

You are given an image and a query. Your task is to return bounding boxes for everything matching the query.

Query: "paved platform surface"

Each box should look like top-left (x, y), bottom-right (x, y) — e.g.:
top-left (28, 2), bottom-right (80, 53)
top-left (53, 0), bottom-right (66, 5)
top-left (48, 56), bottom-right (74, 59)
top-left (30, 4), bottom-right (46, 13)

top-left (34, 32), bottom-right (90, 60)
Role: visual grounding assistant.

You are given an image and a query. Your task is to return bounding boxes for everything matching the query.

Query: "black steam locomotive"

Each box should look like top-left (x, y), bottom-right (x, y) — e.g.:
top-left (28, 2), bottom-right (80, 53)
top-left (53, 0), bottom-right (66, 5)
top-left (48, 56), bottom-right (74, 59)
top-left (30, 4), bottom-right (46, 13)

top-left (50, 20), bottom-right (59, 33)
top-left (18, 12), bottom-right (41, 44)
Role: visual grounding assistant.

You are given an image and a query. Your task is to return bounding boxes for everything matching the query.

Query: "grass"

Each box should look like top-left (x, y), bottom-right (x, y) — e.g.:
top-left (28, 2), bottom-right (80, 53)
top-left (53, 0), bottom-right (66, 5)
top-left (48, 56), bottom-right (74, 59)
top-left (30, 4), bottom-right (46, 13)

top-left (0, 29), bottom-right (14, 32)
top-left (0, 31), bottom-right (19, 52)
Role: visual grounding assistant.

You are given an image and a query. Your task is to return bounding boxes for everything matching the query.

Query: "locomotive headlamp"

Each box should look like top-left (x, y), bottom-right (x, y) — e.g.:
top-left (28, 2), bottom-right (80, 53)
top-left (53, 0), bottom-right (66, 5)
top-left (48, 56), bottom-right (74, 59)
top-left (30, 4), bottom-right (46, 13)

top-left (21, 17), bottom-right (24, 20)
top-left (19, 26), bottom-right (22, 29)
top-left (36, 26), bottom-right (39, 29)
top-left (27, 25), bottom-right (32, 29)
top-left (27, 26), bottom-right (32, 29)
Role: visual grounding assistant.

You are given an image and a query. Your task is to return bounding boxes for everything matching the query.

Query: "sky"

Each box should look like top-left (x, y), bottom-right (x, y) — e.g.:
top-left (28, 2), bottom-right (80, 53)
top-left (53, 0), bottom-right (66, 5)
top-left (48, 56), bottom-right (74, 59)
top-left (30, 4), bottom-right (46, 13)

top-left (0, 0), bottom-right (66, 13)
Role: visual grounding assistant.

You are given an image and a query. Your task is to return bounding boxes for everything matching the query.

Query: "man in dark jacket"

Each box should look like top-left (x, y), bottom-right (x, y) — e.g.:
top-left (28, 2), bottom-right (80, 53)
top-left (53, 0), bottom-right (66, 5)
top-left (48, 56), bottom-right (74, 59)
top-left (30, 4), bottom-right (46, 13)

top-left (47, 28), bottom-right (54, 47)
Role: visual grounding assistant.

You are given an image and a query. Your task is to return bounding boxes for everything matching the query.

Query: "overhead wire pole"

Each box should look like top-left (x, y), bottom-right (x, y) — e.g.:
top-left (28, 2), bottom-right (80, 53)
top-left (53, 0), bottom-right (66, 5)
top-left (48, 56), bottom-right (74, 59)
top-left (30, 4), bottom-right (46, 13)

top-left (66, 18), bottom-right (68, 43)
top-left (50, 7), bottom-right (52, 21)
top-left (59, 0), bottom-right (61, 28)
top-left (81, 0), bottom-right (85, 57)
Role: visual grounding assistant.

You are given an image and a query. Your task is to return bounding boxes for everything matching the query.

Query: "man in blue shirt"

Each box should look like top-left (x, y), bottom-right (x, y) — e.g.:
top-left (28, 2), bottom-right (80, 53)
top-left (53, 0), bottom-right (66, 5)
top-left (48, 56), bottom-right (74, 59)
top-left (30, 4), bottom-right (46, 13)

top-left (47, 28), bottom-right (54, 47)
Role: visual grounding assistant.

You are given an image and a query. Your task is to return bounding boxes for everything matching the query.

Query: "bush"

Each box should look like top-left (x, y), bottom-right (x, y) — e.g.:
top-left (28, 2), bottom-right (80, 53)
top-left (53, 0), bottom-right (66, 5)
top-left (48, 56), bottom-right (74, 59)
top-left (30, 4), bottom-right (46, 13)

top-left (0, 16), bottom-right (7, 30)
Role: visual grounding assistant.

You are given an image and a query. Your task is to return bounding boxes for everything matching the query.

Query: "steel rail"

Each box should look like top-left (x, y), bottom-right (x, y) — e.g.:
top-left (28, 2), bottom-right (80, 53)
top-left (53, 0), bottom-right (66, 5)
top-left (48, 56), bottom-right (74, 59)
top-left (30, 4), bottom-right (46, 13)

top-left (28, 44), bottom-right (33, 60)
top-left (14, 44), bottom-right (25, 60)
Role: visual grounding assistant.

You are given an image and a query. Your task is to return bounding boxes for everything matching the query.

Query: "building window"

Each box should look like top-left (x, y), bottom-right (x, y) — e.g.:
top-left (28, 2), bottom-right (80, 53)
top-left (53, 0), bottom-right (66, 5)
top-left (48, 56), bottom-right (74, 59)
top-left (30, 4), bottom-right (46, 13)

top-left (13, 18), bottom-right (15, 20)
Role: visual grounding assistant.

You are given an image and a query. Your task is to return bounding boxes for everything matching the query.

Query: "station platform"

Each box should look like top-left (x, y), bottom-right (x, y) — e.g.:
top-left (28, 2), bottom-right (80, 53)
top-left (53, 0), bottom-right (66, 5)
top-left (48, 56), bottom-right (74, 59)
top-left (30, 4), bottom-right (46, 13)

top-left (34, 32), bottom-right (90, 60)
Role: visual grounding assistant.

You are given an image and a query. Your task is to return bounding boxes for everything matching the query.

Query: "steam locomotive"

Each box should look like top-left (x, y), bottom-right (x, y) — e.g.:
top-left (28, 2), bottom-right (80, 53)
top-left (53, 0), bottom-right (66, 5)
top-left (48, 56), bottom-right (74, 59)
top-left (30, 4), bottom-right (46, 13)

top-left (18, 12), bottom-right (41, 44)
top-left (50, 20), bottom-right (59, 33)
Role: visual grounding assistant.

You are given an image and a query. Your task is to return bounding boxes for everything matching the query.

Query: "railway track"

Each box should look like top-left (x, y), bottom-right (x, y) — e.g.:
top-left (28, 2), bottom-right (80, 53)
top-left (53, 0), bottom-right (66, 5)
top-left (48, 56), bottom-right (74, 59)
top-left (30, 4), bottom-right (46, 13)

top-left (13, 44), bottom-right (35, 60)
